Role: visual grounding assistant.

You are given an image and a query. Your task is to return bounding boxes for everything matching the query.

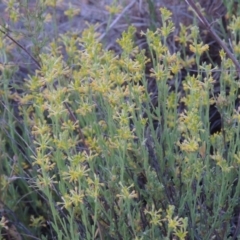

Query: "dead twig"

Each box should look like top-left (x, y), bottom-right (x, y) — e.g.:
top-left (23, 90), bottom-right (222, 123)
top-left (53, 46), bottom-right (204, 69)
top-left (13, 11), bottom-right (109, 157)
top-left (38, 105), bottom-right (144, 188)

top-left (97, 0), bottom-right (136, 42)
top-left (0, 27), bottom-right (41, 69)
top-left (184, 0), bottom-right (240, 78)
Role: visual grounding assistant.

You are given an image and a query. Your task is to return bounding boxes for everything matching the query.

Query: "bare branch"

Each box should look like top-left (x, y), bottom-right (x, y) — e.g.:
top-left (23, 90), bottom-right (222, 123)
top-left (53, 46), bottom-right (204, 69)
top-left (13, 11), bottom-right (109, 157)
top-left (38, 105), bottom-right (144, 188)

top-left (0, 27), bottom-right (41, 69)
top-left (97, 0), bottom-right (136, 42)
top-left (184, 0), bottom-right (240, 78)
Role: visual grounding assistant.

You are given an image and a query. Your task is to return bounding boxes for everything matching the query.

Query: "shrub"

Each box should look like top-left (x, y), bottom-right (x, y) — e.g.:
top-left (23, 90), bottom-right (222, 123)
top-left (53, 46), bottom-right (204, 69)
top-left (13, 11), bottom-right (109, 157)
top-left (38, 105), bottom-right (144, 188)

top-left (1, 1), bottom-right (240, 240)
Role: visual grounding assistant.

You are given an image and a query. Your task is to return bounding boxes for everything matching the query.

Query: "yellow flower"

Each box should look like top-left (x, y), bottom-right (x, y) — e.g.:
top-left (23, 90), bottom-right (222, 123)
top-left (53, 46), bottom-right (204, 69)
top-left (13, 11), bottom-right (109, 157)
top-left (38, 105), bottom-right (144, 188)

top-left (211, 152), bottom-right (233, 172)
top-left (58, 187), bottom-right (84, 209)
top-left (178, 137), bottom-right (199, 153)
top-left (64, 4), bottom-right (80, 19)
top-left (36, 175), bottom-right (57, 189)
top-left (116, 183), bottom-right (138, 200)
top-left (105, 4), bottom-right (122, 15)
top-left (144, 205), bottom-right (163, 226)
top-left (189, 43), bottom-right (209, 55)
top-left (86, 174), bottom-right (104, 199)
top-left (29, 215), bottom-right (46, 228)
top-left (62, 165), bottom-right (89, 183)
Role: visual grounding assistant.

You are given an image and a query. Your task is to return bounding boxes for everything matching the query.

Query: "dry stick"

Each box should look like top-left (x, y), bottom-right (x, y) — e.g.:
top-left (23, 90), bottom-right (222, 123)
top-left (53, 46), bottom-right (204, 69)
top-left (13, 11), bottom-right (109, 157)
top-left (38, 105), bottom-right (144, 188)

top-left (0, 27), bottom-right (41, 69)
top-left (0, 26), bottom-right (89, 153)
top-left (184, 0), bottom-right (240, 78)
top-left (97, 0), bottom-right (136, 42)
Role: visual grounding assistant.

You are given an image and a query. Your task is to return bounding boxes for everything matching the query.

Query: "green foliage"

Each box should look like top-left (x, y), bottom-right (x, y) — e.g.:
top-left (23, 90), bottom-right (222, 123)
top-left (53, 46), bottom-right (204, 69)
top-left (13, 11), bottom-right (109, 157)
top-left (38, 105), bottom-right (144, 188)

top-left (1, 1), bottom-right (240, 240)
